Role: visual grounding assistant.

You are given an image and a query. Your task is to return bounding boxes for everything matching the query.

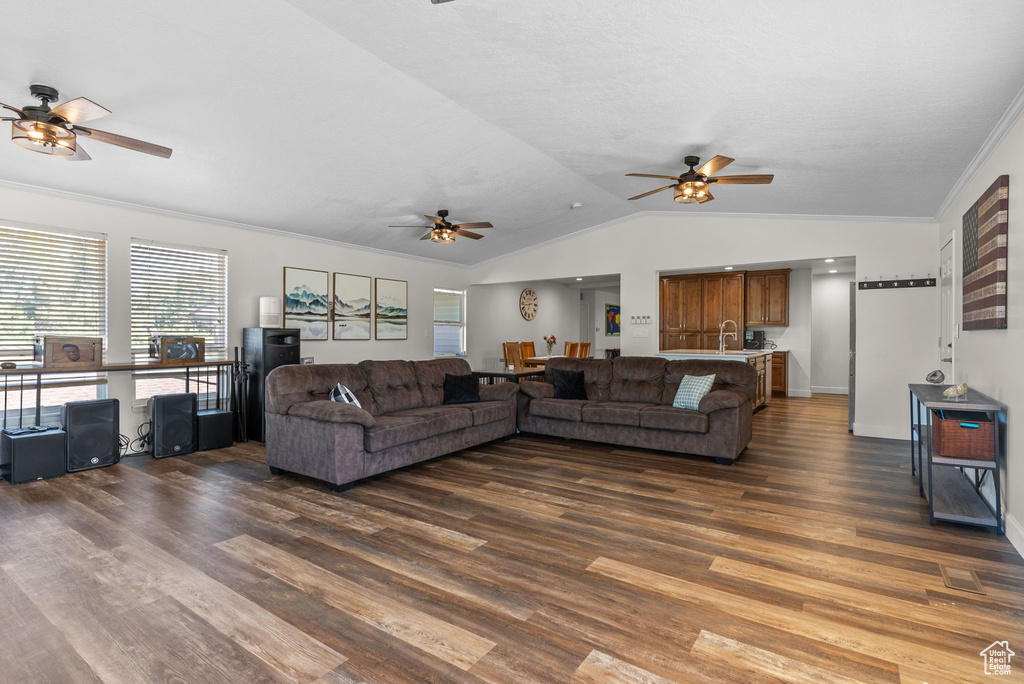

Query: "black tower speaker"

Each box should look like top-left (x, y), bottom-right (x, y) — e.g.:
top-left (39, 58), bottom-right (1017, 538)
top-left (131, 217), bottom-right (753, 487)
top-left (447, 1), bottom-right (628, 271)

top-left (1, 427), bottom-right (66, 484)
top-left (149, 393), bottom-right (197, 458)
top-left (61, 398), bottom-right (120, 472)
top-left (197, 409), bottom-right (233, 451)
top-left (243, 327), bottom-right (300, 441)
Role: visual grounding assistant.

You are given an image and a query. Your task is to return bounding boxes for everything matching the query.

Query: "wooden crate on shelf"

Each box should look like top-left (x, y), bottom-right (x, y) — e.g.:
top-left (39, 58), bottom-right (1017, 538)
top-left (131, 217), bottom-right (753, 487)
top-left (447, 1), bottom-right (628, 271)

top-left (931, 410), bottom-right (994, 460)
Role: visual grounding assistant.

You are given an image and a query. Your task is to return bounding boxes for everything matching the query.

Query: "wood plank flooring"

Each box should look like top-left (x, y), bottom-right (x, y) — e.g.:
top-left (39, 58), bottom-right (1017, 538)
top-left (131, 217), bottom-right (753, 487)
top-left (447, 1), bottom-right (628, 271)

top-left (1, 394), bottom-right (1021, 683)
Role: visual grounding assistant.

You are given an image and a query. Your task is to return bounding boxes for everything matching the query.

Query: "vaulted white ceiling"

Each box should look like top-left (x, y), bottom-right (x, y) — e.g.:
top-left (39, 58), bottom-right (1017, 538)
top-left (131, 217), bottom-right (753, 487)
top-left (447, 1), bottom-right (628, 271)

top-left (1, 1), bottom-right (1023, 265)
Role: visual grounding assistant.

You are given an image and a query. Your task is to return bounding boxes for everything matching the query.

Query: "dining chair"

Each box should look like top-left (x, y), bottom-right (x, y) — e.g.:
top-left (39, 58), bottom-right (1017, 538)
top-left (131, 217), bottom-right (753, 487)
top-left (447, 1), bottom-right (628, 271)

top-left (502, 341), bottom-right (524, 366)
top-left (577, 342), bottom-right (591, 358)
top-left (520, 341), bottom-right (536, 359)
top-left (564, 341), bottom-right (579, 358)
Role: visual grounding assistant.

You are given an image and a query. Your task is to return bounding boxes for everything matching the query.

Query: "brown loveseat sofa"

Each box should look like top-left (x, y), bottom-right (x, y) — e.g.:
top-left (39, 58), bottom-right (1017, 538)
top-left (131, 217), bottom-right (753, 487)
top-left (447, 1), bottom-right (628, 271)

top-left (517, 356), bottom-right (757, 464)
top-left (264, 358), bottom-right (517, 490)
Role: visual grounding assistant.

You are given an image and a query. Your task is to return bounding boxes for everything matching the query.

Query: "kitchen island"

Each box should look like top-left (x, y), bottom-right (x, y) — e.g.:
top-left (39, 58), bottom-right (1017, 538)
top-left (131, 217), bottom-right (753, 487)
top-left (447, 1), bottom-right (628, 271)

top-left (659, 349), bottom-right (773, 409)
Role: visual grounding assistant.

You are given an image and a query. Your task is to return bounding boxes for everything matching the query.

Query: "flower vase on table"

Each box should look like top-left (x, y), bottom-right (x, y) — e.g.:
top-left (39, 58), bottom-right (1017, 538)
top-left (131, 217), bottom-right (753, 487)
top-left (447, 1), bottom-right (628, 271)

top-left (543, 334), bottom-right (557, 356)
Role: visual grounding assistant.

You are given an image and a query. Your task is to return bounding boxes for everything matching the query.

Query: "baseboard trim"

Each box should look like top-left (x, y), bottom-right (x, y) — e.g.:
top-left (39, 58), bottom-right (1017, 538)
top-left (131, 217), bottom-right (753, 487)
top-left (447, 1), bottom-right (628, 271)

top-left (811, 386), bottom-right (849, 395)
top-left (787, 389), bottom-right (812, 398)
top-left (1006, 513), bottom-right (1024, 560)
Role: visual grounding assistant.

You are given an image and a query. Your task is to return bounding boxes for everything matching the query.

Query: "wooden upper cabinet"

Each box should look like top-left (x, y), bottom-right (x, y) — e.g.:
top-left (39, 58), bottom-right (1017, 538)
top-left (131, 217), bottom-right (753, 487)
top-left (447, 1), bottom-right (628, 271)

top-left (745, 269), bottom-right (790, 326)
top-left (660, 272), bottom-right (745, 350)
top-left (680, 277), bottom-right (703, 331)
top-left (702, 274), bottom-right (745, 332)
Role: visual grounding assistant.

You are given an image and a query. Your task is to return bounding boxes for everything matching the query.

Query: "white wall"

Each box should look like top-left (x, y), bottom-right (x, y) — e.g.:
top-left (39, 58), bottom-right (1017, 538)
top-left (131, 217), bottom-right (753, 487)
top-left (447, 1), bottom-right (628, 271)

top-left (466, 280), bottom-right (580, 368)
top-left (811, 273), bottom-right (853, 394)
top-left (937, 107), bottom-right (1024, 557)
top-left (471, 213), bottom-right (938, 440)
top-left (751, 268), bottom-right (812, 397)
top-left (0, 185), bottom-right (470, 434)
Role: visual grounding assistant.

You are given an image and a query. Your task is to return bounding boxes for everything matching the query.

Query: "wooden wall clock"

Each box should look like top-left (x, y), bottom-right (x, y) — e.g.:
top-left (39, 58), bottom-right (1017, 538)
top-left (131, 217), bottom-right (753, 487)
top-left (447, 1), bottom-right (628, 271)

top-left (519, 288), bottom-right (538, 320)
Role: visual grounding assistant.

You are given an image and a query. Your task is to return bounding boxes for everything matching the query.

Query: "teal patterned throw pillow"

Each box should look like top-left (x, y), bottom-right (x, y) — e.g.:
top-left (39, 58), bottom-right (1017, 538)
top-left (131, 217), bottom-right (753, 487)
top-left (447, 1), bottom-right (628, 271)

top-left (673, 374), bottom-right (716, 410)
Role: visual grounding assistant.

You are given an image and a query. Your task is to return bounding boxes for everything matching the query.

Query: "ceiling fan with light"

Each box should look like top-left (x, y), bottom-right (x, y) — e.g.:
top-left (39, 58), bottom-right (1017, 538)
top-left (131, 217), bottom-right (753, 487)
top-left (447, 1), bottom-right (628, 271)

top-left (0, 84), bottom-right (172, 161)
top-left (626, 155), bottom-right (772, 204)
top-left (388, 210), bottom-right (493, 244)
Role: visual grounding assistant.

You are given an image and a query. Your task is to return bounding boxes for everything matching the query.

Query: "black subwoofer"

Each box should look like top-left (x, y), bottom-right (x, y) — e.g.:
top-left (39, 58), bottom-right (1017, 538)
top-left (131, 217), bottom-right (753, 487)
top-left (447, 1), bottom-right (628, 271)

top-left (149, 394), bottom-right (197, 458)
top-left (61, 398), bottom-right (120, 472)
top-left (1, 427), bottom-right (66, 484)
top-left (197, 409), bottom-right (233, 451)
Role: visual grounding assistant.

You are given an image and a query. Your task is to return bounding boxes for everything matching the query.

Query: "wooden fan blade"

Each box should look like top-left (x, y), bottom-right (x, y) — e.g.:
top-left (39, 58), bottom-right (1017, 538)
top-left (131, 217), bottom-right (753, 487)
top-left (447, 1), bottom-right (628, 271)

top-left (628, 184), bottom-right (676, 201)
top-left (710, 174), bottom-right (774, 184)
top-left (73, 126), bottom-right (172, 158)
top-left (424, 215), bottom-right (445, 225)
top-left (455, 229), bottom-right (484, 240)
top-left (50, 97), bottom-right (111, 124)
top-left (453, 222), bottom-right (493, 229)
top-left (419, 232), bottom-right (434, 241)
top-left (1, 102), bottom-right (24, 116)
top-left (65, 142), bottom-right (92, 161)
top-left (696, 155), bottom-right (734, 177)
top-left (388, 225), bottom-right (430, 228)
top-left (626, 173), bottom-right (682, 180)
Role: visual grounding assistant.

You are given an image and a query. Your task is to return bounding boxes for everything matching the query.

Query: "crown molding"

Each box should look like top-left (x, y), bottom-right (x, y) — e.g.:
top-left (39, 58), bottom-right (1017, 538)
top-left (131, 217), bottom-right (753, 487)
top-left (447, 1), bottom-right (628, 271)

top-left (934, 80), bottom-right (1024, 221)
top-left (0, 178), bottom-right (471, 269)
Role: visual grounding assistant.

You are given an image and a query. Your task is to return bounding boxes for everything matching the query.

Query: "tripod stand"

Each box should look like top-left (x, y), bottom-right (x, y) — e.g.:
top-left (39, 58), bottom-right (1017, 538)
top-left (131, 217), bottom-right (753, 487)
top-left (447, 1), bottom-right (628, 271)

top-left (230, 347), bottom-right (250, 443)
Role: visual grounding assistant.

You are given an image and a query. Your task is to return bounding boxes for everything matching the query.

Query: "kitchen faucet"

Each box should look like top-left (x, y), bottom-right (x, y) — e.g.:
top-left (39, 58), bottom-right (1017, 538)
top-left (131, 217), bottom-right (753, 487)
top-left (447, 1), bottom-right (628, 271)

top-left (719, 319), bottom-right (738, 353)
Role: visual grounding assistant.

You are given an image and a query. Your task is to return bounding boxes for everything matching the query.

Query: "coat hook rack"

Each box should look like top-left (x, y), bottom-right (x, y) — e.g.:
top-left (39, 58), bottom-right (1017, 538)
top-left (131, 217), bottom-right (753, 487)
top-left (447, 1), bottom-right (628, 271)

top-left (858, 275), bottom-right (936, 290)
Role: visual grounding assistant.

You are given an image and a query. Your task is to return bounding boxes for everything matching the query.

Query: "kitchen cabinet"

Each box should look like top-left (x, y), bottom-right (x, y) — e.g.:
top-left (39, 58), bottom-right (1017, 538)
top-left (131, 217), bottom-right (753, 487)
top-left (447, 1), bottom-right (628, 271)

top-left (745, 269), bottom-right (790, 326)
top-left (660, 272), bottom-right (744, 351)
top-left (771, 351), bottom-right (788, 395)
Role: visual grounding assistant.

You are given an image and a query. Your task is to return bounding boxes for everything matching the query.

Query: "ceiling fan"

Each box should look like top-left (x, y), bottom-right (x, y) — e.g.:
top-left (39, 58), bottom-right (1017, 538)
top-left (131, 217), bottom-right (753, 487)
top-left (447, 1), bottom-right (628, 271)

top-left (626, 155), bottom-right (772, 204)
top-left (0, 84), bottom-right (172, 161)
top-left (388, 210), bottom-right (493, 244)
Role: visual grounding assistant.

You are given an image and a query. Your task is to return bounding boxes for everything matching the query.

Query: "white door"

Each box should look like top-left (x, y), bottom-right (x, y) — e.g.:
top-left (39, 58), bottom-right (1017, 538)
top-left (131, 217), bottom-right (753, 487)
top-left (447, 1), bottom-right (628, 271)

top-left (939, 237), bottom-right (955, 373)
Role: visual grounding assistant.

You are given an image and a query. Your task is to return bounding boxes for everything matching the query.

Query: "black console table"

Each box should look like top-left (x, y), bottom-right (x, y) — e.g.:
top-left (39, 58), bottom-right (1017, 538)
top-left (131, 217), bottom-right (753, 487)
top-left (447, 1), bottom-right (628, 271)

top-left (908, 384), bottom-right (1004, 534)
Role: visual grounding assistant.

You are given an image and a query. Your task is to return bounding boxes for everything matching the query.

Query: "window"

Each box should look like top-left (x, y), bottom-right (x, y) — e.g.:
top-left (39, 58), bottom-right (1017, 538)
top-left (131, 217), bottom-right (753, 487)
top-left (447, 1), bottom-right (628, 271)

top-left (0, 223), bottom-right (108, 421)
top-left (433, 288), bottom-right (466, 356)
top-left (130, 240), bottom-right (228, 402)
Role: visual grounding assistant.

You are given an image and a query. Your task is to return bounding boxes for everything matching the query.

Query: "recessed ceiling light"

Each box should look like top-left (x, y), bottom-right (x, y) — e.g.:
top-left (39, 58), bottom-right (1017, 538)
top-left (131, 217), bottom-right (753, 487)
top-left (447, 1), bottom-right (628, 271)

top-left (576, 277), bottom-right (583, 281)
top-left (825, 258), bottom-right (835, 263)
top-left (570, 202), bottom-right (583, 210)
top-left (829, 269), bottom-right (838, 273)
top-left (724, 266), bottom-right (734, 271)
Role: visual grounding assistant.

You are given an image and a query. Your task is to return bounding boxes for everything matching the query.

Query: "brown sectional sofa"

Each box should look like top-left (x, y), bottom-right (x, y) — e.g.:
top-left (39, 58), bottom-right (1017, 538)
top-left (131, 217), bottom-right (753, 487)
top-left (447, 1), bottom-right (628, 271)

top-left (517, 356), bottom-right (757, 464)
top-left (264, 358), bottom-right (517, 490)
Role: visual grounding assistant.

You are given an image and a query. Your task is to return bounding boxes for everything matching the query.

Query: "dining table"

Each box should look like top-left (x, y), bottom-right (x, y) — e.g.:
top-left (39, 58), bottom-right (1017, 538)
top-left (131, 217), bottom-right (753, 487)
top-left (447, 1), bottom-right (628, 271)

top-left (473, 363), bottom-right (546, 384)
top-left (522, 355), bottom-right (562, 368)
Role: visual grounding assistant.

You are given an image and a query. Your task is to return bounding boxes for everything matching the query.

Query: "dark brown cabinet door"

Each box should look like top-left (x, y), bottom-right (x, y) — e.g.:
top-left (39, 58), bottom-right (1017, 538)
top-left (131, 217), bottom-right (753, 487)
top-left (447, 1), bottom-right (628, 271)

top-left (680, 277), bottom-right (703, 331)
top-left (722, 274), bottom-right (745, 328)
top-left (745, 274), bottom-right (765, 325)
top-left (660, 278), bottom-right (682, 333)
top-left (771, 352), bottom-right (787, 393)
top-left (701, 276), bottom-right (724, 333)
top-left (765, 272), bottom-right (789, 326)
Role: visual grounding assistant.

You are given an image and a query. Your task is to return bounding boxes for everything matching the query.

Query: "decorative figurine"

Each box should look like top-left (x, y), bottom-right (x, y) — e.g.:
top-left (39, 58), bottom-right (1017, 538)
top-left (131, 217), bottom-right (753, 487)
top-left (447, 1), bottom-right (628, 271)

top-left (943, 383), bottom-right (968, 399)
top-left (925, 370), bottom-right (945, 385)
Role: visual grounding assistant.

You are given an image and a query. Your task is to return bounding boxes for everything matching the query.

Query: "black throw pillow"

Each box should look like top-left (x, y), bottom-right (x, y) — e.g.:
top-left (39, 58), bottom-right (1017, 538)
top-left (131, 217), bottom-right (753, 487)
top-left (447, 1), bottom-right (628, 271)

top-left (552, 369), bottom-right (587, 400)
top-left (443, 373), bottom-right (481, 404)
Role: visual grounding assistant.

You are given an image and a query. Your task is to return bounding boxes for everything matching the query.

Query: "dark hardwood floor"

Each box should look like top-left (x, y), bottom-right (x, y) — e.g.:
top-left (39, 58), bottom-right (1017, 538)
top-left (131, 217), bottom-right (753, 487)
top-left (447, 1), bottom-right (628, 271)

top-left (1, 395), bottom-right (1021, 683)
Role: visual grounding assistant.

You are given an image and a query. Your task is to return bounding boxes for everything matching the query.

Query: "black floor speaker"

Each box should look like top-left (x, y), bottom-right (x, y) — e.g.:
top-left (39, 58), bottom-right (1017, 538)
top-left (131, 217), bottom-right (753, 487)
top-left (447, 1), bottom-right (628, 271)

top-left (197, 409), bottom-right (233, 451)
top-left (1, 427), bottom-right (67, 484)
top-left (149, 394), bottom-right (197, 458)
top-left (61, 398), bottom-right (120, 472)
top-left (244, 327), bottom-right (300, 442)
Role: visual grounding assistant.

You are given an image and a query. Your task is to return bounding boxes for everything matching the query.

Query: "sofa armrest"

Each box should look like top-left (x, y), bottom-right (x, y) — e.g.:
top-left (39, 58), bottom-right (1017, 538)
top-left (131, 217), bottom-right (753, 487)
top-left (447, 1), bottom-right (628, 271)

top-left (698, 389), bottom-right (747, 414)
top-left (479, 382), bottom-right (519, 402)
top-left (519, 381), bottom-right (554, 399)
top-left (287, 400), bottom-right (377, 427)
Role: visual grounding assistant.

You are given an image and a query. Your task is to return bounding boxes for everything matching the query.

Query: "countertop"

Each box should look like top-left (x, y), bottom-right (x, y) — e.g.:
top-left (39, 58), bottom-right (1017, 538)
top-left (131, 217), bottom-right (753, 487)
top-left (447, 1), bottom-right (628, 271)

top-left (659, 349), bottom-right (773, 361)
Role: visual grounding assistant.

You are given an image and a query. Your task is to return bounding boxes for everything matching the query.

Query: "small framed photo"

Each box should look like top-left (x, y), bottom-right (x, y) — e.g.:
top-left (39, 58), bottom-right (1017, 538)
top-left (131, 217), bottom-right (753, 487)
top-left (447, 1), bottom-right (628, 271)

top-left (151, 336), bottom-right (206, 365)
top-left (34, 336), bottom-right (104, 369)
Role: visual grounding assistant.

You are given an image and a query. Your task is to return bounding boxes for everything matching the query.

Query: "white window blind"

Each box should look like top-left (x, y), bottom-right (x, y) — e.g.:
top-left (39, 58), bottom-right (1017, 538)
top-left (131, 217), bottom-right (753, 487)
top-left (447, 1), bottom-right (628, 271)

top-left (130, 240), bottom-right (228, 401)
top-left (0, 223), bottom-right (108, 419)
top-left (433, 289), bottom-right (466, 356)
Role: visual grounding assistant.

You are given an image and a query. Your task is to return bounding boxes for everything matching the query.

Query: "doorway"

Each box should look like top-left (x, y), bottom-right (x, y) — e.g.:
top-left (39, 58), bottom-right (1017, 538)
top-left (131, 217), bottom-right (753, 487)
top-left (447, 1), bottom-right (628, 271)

top-left (579, 300), bottom-right (592, 346)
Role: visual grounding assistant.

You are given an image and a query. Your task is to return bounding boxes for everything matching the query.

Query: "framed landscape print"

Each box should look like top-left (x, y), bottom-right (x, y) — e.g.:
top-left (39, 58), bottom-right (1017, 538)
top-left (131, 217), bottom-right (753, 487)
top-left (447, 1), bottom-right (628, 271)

top-left (283, 267), bottom-right (329, 340)
top-left (333, 273), bottom-right (372, 340)
top-left (605, 303), bottom-right (620, 336)
top-left (375, 278), bottom-right (408, 340)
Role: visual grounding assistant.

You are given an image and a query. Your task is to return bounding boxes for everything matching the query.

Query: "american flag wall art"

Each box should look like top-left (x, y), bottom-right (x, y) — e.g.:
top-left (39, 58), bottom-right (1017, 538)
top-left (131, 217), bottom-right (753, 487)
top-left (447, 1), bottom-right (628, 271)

top-left (962, 175), bottom-right (1009, 330)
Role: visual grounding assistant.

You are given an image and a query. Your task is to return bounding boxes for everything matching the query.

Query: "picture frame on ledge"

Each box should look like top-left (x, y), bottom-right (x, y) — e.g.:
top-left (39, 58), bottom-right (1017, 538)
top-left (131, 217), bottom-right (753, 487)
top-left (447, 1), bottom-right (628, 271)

top-left (333, 273), bottom-right (372, 340)
top-left (34, 336), bottom-right (104, 369)
top-left (284, 267), bottom-right (330, 341)
top-left (375, 278), bottom-right (408, 340)
top-left (150, 336), bottom-right (206, 365)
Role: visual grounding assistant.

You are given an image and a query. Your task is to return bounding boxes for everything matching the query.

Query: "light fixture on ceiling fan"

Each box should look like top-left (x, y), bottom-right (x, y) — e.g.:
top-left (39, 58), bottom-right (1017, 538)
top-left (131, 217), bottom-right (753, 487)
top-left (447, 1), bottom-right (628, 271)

top-left (387, 209), bottom-right (493, 244)
top-left (626, 155), bottom-right (773, 204)
top-left (1, 84), bottom-right (172, 161)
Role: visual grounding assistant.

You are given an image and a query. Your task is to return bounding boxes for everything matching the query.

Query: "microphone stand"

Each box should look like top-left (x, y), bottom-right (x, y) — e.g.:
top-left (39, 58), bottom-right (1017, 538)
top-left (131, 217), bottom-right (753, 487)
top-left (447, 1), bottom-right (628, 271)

top-left (231, 347), bottom-right (250, 443)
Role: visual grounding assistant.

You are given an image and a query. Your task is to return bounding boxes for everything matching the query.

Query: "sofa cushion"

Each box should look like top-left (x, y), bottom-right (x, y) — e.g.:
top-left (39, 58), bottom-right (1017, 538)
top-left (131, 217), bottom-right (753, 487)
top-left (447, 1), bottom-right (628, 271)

top-left (518, 381), bottom-right (554, 399)
top-left (610, 356), bottom-right (667, 403)
top-left (414, 358), bottom-right (473, 406)
top-left (552, 369), bottom-right (587, 400)
top-left (265, 363), bottom-right (375, 415)
top-left (288, 400), bottom-right (376, 427)
top-left (699, 389), bottom-right (747, 413)
top-left (663, 359), bottom-right (757, 404)
top-left (530, 398), bottom-right (589, 422)
top-left (363, 406), bottom-right (473, 452)
top-left (582, 401), bottom-right (658, 427)
top-left (360, 360), bottom-right (424, 415)
top-left (544, 358), bottom-right (612, 400)
top-left (443, 373), bottom-right (480, 405)
top-left (639, 406), bottom-right (709, 433)
top-left (463, 400), bottom-right (511, 426)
